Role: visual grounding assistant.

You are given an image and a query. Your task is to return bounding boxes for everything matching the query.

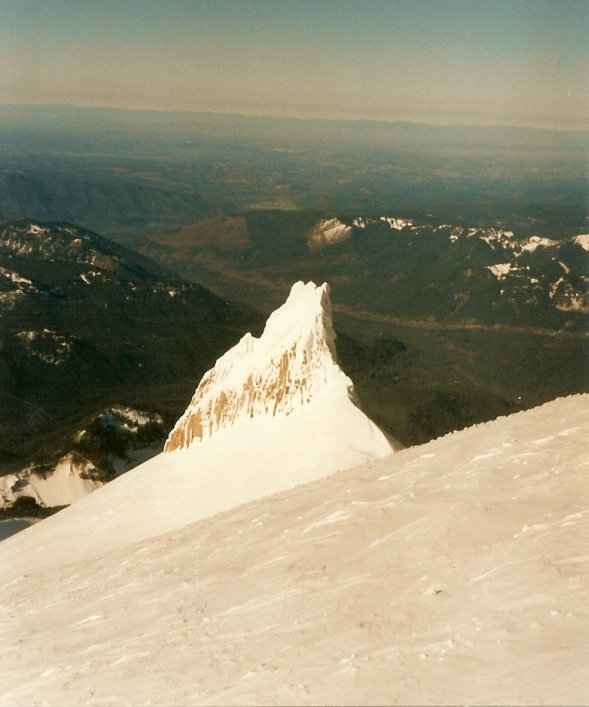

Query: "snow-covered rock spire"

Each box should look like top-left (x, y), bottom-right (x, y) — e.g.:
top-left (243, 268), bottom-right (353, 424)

top-left (165, 281), bottom-right (364, 451)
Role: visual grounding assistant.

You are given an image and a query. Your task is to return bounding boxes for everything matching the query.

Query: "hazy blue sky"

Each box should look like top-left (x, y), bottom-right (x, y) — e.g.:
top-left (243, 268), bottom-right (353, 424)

top-left (0, 0), bottom-right (587, 129)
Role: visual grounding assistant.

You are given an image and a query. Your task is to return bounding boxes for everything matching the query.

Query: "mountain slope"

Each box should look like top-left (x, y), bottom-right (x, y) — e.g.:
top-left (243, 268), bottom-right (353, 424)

top-left (139, 211), bottom-right (589, 331)
top-left (0, 281), bottom-right (397, 562)
top-left (0, 171), bottom-right (216, 237)
top-left (129, 209), bottom-right (588, 446)
top-left (0, 394), bottom-right (586, 705)
top-left (0, 219), bottom-right (264, 485)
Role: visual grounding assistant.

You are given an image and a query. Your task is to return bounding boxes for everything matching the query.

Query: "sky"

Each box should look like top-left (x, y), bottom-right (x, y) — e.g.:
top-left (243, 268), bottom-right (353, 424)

top-left (0, 0), bottom-right (587, 129)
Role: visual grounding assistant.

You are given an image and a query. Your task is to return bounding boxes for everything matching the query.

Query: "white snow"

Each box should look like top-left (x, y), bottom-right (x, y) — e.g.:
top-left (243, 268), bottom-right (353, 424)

top-left (551, 280), bottom-right (589, 312)
top-left (1, 406), bottom-right (166, 510)
top-left (0, 454), bottom-right (103, 508)
top-left (15, 328), bottom-right (73, 365)
top-left (573, 234), bottom-right (589, 251)
top-left (352, 215), bottom-right (413, 231)
top-left (487, 262), bottom-right (511, 279)
top-left (108, 444), bottom-right (162, 477)
top-left (100, 406), bottom-right (162, 433)
top-left (0, 290), bottom-right (26, 310)
top-left (79, 270), bottom-right (102, 285)
top-left (0, 266), bottom-right (35, 287)
top-left (449, 226), bottom-right (464, 243)
top-left (0, 394), bottom-right (587, 705)
top-left (307, 218), bottom-right (352, 250)
top-left (479, 228), bottom-right (515, 248)
top-left (379, 215), bottom-right (412, 230)
top-left (520, 235), bottom-right (557, 253)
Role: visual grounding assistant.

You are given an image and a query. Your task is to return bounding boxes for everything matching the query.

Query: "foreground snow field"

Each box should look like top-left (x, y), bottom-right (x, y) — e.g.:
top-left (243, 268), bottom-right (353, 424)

top-left (1, 394), bottom-right (587, 706)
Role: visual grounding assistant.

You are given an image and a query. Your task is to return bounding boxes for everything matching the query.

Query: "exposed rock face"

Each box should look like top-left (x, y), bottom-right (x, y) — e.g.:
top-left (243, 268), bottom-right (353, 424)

top-left (165, 281), bottom-right (356, 451)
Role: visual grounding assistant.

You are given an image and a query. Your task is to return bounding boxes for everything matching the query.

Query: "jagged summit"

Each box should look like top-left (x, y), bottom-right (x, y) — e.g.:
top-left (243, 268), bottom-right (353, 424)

top-left (165, 281), bottom-right (355, 451)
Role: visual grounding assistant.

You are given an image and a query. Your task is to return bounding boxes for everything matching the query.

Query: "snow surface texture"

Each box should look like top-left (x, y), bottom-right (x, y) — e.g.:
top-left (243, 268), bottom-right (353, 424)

top-left (0, 394), bottom-right (587, 705)
top-left (165, 280), bottom-right (386, 450)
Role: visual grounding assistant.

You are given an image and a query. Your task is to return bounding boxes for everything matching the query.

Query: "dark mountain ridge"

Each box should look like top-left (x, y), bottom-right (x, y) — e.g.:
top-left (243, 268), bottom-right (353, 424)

top-left (0, 219), bottom-right (264, 481)
top-left (127, 209), bottom-right (587, 447)
top-left (136, 210), bottom-right (589, 332)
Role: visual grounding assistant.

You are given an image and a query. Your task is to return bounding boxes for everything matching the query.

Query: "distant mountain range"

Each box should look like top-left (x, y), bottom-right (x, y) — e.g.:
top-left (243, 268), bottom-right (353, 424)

top-left (0, 171), bottom-right (216, 236)
top-left (2, 103), bottom-right (587, 237)
top-left (0, 219), bottom-right (263, 491)
top-left (136, 211), bottom-right (589, 332)
top-left (1, 215), bottom-right (586, 512)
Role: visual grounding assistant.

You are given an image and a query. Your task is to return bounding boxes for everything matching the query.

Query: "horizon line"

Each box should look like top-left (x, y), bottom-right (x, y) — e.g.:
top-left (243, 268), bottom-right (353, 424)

top-left (1, 99), bottom-right (587, 136)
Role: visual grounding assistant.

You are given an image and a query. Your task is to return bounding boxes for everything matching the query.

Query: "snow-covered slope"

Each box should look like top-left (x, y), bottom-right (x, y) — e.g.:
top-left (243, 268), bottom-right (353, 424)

top-left (0, 454), bottom-right (102, 508)
top-left (0, 394), bottom-right (587, 705)
top-left (0, 282), bottom-right (395, 567)
top-left (0, 406), bottom-right (167, 510)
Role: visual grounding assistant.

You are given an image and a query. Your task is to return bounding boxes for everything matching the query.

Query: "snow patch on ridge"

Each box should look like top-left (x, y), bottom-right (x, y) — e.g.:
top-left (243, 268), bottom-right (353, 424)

top-left (14, 328), bottom-right (74, 365)
top-left (487, 263), bottom-right (511, 280)
top-left (307, 218), bottom-right (352, 250)
top-left (552, 280), bottom-right (589, 313)
top-left (520, 235), bottom-right (557, 253)
top-left (0, 266), bottom-right (35, 288)
top-left (352, 215), bottom-right (413, 230)
top-left (0, 454), bottom-right (103, 508)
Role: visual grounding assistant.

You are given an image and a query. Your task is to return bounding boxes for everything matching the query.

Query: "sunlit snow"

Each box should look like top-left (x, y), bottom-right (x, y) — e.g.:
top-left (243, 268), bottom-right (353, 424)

top-left (0, 394), bottom-right (587, 705)
top-left (487, 262), bottom-right (511, 279)
top-left (307, 218), bottom-right (352, 250)
top-left (166, 281), bottom-right (389, 450)
top-left (520, 235), bottom-right (557, 253)
top-left (0, 454), bottom-right (102, 508)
